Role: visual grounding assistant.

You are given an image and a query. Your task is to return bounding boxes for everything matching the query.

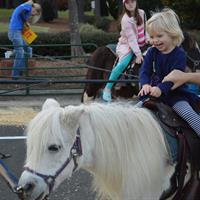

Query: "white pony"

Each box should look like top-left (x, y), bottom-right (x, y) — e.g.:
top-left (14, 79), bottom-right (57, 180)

top-left (18, 98), bottom-right (175, 200)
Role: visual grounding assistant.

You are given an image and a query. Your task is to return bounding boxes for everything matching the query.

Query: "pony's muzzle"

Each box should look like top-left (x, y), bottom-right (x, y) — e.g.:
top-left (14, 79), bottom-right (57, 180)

top-left (17, 182), bottom-right (35, 199)
top-left (23, 183), bottom-right (35, 193)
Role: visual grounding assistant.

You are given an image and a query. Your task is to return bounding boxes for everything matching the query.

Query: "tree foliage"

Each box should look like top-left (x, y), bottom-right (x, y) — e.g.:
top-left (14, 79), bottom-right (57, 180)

top-left (106, 0), bottom-right (123, 19)
top-left (160, 0), bottom-right (200, 29)
top-left (38, 0), bottom-right (58, 22)
top-left (104, 0), bottom-right (200, 29)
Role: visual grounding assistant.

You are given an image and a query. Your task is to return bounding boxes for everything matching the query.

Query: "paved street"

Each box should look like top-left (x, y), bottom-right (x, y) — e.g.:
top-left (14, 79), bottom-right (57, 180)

top-left (0, 95), bottom-right (96, 200)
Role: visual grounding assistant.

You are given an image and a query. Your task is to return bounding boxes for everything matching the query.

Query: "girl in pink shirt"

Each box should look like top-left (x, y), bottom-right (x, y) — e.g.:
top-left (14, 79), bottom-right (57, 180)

top-left (103, 0), bottom-right (149, 102)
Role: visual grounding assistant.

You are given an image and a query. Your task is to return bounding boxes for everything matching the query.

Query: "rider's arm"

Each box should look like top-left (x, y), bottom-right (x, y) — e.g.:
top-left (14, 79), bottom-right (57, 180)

top-left (139, 48), bottom-right (154, 86)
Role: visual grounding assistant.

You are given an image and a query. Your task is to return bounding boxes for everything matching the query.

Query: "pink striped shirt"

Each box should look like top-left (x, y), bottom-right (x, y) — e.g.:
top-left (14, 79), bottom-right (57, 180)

top-left (137, 25), bottom-right (145, 47)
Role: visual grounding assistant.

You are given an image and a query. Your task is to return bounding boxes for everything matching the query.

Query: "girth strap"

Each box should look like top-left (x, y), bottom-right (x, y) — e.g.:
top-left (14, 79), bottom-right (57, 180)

top-left (172, 129), bottom-right (188, 200)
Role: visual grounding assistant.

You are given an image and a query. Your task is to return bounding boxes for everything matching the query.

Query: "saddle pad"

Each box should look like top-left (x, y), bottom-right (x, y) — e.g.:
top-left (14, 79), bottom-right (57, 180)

top-left (149, 109), bottom-right (178, 164)
top-left (163, 130), bottom-right (178, 164)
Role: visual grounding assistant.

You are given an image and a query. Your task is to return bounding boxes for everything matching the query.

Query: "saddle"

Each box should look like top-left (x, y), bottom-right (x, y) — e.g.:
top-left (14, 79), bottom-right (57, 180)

top-left (143, 99), bottom-right (200, 200)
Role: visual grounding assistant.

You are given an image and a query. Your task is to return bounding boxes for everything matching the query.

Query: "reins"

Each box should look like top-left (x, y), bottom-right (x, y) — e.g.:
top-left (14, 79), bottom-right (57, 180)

top-left (0, 153), bottom-right (24, 198)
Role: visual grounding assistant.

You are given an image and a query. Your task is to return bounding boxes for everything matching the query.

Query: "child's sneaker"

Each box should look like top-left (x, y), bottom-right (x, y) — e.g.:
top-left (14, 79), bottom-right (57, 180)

top-left (102, 89), bottom-right (112, 102)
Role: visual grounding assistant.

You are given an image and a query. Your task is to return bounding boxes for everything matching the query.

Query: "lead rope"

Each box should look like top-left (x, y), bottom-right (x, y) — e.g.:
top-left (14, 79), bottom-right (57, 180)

top-left (0, 155), bottom-right (24, 199)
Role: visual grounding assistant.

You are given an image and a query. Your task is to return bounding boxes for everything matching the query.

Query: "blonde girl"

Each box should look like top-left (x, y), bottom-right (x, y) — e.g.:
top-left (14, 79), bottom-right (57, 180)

top-left (138, 8), bottom-right (200, 137)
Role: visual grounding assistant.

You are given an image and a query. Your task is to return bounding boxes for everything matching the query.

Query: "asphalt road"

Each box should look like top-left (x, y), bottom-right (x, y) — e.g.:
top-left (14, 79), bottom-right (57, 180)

top-left (0, 125), bottom-right (96, 200)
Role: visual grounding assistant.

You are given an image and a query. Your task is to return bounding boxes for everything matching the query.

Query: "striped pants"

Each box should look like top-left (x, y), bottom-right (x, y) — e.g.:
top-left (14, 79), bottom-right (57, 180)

top-left (172, 101), bottom-right (200, 137)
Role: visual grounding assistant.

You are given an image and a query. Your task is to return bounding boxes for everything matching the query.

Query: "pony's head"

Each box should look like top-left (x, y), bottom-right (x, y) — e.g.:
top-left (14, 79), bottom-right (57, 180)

top-left (182, 32), bottom-right (200, 72)
top-left (18, 98), bottom-right (85, 200)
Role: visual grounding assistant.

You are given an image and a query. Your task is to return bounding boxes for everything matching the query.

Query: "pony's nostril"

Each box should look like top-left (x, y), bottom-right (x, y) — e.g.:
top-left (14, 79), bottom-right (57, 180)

top-left (23, 182), bottom-right (35, 193)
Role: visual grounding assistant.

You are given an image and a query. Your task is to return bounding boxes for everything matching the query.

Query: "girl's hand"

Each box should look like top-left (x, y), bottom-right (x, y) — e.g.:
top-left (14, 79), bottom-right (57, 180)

top-left (150, 86), bottom-right (162, 97)
top-left (138, 84), bottom-right (152, 96)
top-left (145, 38), bottom-right (151, 44)
top-left (135, 54), bottom-right (143, 64)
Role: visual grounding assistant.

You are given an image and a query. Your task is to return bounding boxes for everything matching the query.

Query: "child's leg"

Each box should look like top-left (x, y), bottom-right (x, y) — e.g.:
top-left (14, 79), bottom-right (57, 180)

top-left (106, 52), bottom-right (133, 90)
top-left (103, 52), bottom-right (133, 101)
top-left (172, 101), bottom-right (200, 136)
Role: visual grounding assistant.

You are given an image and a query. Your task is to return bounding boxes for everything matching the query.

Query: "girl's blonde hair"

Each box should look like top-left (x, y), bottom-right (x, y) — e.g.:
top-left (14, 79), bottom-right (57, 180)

top-left (146, 8), bottom-right (184, 46)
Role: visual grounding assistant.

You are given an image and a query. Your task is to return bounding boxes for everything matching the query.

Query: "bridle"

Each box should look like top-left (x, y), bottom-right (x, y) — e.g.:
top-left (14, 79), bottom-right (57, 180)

top-left (23, 127), bottom-right (82, 194)
top-left (186, 52), bottom-right (200, 72)
top-left (185, 42), bottom-right (200, 72)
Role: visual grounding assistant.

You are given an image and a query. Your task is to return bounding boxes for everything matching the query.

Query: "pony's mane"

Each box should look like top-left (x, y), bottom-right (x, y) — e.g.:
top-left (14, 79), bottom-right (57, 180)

top-left (81, 103), bottom-right (169, 199)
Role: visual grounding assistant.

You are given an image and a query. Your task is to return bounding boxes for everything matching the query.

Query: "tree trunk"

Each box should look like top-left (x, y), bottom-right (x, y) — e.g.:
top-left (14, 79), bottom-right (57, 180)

top-left (52, 0), bottom-right (58, 19)
top-left (41, 0), bottom-right (57, 22)
top-left (94, 0), bottom-right (101, 16)
top-left (68, 0), bottom-right (85, 60)
top-left (77, 0), bottom-right (85, 23)
top-left (100, 0), bottom-right (108, 16)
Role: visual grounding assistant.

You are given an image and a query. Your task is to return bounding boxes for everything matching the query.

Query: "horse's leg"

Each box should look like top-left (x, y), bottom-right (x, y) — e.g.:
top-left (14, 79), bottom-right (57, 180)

top-left (82, 46), bottom-right (116, 102)
top-left (113, 63), bottom-right (140, 99)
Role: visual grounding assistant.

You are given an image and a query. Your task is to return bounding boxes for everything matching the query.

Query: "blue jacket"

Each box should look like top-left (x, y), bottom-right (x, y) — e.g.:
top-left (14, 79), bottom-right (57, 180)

top-left (139, 47), bottom-right (200, 107)
top-left (9, 3), bottom-right (32, 30)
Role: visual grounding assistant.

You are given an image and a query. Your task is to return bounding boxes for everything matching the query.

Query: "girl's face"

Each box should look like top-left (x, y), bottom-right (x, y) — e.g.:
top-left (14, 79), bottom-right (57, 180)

top-left (150, 31), bottom-right (175, 54)
top-left (124, 0), bottom-right (136, 12)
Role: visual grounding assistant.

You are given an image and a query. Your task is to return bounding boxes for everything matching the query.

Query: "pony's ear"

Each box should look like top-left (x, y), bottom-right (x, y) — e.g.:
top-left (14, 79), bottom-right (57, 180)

top-left (62, 106), bottom-right (85, 129)
top-left (42, 98), bottom-right (60, 110)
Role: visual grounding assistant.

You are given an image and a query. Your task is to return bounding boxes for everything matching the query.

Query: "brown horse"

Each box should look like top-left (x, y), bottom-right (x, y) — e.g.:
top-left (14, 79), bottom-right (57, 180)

top-left (82, 32), bottom-right (200, 103)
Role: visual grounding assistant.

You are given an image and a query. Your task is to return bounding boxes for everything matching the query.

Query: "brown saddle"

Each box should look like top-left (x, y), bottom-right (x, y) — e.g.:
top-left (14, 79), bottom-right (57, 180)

top-left (143, 99), bottom-right (200, 200)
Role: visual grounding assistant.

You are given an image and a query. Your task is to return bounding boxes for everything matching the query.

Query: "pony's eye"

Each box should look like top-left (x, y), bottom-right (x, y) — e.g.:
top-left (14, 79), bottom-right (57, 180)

top-left (48, 144), bottom-right (61, 152)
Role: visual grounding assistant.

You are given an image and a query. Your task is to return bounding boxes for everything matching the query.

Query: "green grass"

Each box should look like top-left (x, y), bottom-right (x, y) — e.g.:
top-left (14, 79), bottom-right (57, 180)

top-left (0, 23), bottom-right (9, 32)
top-left (31, 25), bottom-right (49, 32)
top-left (0, 9), bottom-right (13, 19)
top-left (0, 8), bottom-right (67, 33)
top-left (58, 10), bottom-right (68, 18)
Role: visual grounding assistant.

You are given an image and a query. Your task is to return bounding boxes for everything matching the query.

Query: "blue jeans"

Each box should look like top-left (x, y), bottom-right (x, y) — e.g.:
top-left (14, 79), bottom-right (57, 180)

top-left (8, 30), bottom-right (32, 77)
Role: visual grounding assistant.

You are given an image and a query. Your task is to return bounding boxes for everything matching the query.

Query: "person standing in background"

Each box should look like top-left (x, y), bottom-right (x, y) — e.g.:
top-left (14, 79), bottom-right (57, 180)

top-left (8, 0), bottom-right (41, 79)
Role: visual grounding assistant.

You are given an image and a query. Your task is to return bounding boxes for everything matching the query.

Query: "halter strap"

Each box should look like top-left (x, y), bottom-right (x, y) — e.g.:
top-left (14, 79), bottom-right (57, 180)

top-left (24, 127), bottom-right (82, 194)
top-left (185, 52), bottom-right (200, 71)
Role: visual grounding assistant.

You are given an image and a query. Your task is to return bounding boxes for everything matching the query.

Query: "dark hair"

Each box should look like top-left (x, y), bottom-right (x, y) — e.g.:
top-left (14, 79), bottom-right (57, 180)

top-left (124, 0), bottom-right (143, 26)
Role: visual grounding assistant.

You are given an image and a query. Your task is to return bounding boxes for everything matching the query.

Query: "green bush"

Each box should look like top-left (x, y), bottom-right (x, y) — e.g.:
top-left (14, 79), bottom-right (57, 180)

top-left (160, 0), bottom-right (200, 29)
top-left (79, 23), bottom-right (104, 34)
top-left (94, 17), bottom-right (112, 32)
top-left (84, 15), bottom-right (113, 32)
top-left (0, 31), bottom-right (119, 57)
